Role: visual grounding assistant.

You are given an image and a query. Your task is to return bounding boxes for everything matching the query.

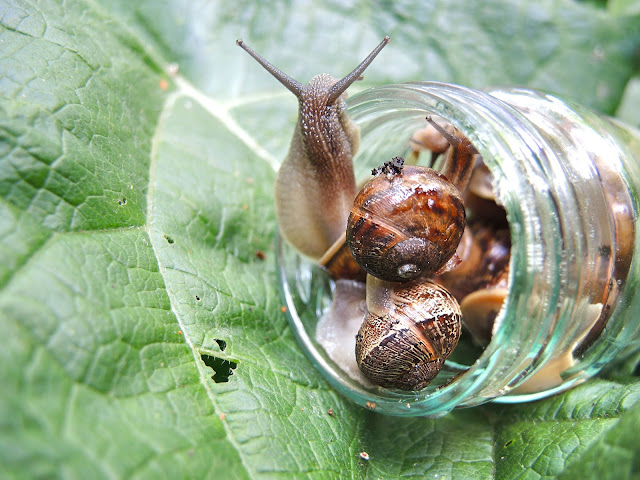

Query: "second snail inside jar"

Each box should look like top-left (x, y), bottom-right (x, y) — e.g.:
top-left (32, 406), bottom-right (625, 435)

top-left (316, 116), bottom-right (509, 393)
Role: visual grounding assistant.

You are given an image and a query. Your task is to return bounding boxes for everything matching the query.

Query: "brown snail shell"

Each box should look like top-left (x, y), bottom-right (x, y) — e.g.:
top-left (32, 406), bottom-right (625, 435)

top-left (438, 222), bottom-right (511, 301)
top-left (459, 286), bottom-right (508, 345)
top-left (346, 165), bottom-right (466, 283)
top-left (439, 222), bottom-right (510, 345)
top-left (355, 276), bottom-right (462, 390)
top-left (464, 163), bottom-right (508, 227)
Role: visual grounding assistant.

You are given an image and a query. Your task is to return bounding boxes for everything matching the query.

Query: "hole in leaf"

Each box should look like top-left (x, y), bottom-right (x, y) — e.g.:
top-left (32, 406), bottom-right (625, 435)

top-left (201, 354), bottom-right (237, 383)
top-left (163, 234), bottom-right (175, 244)
top-left (214, 339), bottom-right (227, 351)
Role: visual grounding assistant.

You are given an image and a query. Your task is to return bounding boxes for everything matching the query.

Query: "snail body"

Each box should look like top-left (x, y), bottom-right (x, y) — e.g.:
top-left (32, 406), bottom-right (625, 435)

top-left (237, 37), bottom-right (390, 260)
top-left (356, 276), bottom-right (462, 390)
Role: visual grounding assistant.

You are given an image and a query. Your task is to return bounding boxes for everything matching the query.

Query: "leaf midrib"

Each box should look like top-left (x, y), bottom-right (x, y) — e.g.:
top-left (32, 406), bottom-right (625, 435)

top-left (145, 75), bottom-right (287, 479)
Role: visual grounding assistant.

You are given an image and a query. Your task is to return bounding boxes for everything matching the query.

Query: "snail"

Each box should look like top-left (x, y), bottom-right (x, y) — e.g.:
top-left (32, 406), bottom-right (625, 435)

top-left (355, 275), bottom-right (462, 391)
top-left (443, 223), bottom-right (510, 345)
top-left (464, 163), bottom-right (509, 227)
top-left (237, 36), bottom-right (390, 260)
top-left (346, 159), bottom-right (466, 283)
top-left (437, 222), bottom-right (511, 301)
top-left (409, 122), bottom-right (453, 157)
top-left (409, 119), bottom-right (512, 347)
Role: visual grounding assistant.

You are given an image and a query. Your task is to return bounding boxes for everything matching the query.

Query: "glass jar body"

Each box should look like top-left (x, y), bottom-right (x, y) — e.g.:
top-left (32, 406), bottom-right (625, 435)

top-left (277, 82), bottom-right (640, 417)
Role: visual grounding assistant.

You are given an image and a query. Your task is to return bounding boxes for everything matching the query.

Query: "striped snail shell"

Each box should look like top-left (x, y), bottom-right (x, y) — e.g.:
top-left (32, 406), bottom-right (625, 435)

top-left (346, 161), bottom-right (466, 283)
top-left (355, 276), bottom-right (462, 390)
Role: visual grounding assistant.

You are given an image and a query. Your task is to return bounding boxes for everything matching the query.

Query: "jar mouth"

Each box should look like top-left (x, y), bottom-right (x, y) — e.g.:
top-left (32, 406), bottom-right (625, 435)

top-left (276, 81), bottom-right (639, 416)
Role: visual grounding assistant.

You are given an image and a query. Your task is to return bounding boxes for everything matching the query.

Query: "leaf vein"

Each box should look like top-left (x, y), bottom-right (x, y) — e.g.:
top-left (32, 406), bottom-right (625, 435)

top-left (147, 87), bottom-right (256, 479)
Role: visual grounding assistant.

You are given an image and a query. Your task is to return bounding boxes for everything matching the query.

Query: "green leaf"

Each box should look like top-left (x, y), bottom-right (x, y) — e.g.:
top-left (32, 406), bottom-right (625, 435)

top-left (2, 0), bottom-right (640, 478)
top-left (557, 399), bottom-right (640, 479)
top-left (617, 76), bottom-right (640, 128)
top-left (609, 0), bottom-right (640, 15)
top-left (491, 379), bottom-right (640, 479)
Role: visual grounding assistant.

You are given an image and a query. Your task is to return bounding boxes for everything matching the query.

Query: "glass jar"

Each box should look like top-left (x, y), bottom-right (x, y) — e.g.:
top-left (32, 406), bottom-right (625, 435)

top-left (276, 82), bottom-right (640, 417)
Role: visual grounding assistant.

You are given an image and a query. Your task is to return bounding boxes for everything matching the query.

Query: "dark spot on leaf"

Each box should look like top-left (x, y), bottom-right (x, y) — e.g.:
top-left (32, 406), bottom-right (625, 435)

top-left (164, 234), bottom-right (175, 244)
top-left (214, 339), bottom-right (227, 351)
top-left (255, 250), bottom-right (266, 260)
top-left (195, 295), bottom-right (201, 301)
top-left (505, 440), bottom-right (513, 447)
top-left (201, 354), bottom-right (237, 383)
